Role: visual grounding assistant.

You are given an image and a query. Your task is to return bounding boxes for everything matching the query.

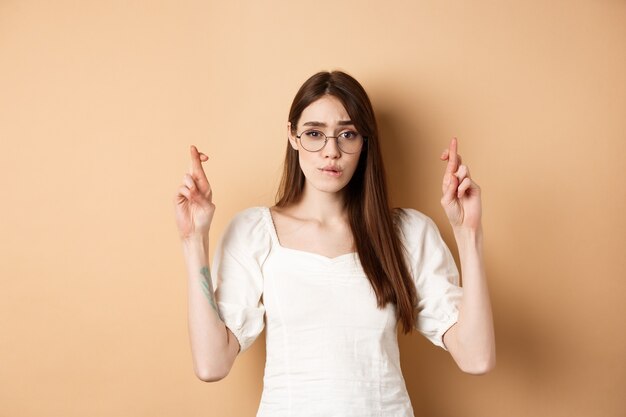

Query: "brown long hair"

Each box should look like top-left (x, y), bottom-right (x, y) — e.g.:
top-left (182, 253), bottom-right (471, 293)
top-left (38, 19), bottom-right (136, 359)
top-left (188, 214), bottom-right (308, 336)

top-left (275, 70), bottom-right (417, 334)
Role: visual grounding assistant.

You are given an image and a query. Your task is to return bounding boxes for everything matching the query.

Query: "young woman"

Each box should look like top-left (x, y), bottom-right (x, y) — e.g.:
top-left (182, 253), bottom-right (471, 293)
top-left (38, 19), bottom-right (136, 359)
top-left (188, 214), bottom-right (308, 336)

top-left (173, 71), bottom-right (495, 416)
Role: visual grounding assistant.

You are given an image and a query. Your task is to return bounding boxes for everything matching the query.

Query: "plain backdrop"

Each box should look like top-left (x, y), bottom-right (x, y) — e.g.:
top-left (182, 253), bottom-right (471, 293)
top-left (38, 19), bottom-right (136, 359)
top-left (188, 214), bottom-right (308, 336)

top-left (1, 1), bottom-right (625, 416)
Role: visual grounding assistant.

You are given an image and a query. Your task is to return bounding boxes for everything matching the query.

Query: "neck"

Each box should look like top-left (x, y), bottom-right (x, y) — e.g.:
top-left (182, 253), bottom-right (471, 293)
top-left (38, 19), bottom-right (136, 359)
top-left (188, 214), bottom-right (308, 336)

top-left (293, 184), bottom-right (347, 223)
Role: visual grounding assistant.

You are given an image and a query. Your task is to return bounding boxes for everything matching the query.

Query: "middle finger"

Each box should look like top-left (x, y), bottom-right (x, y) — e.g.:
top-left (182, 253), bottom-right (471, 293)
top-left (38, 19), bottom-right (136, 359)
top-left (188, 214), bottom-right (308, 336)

top-left (442, 149), bottom-right (463, 167)
top-left (189, 145), bottom-right (209, 182)
top-left (445, 138), bottom-right (459, 175)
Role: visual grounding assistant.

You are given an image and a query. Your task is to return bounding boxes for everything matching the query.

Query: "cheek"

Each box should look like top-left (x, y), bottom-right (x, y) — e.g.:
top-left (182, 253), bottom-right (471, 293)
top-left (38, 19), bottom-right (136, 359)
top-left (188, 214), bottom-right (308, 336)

top-left (345, 155), bottom-right (362, 174)
top-left (297, 152), bottom-right (315, 173)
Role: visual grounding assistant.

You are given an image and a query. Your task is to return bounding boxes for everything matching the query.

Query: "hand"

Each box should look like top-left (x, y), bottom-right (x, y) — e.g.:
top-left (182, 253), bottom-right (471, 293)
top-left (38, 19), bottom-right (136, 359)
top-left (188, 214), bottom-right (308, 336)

top-left (173, 145), bottom-right (215, 240)
top-left (440, 137), bottom-right (482, 231)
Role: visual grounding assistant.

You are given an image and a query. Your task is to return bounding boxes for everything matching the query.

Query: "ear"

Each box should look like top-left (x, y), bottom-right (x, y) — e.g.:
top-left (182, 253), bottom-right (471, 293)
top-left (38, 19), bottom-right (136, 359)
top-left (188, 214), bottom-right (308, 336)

top-left (287, 122), bottom-right (298, 151)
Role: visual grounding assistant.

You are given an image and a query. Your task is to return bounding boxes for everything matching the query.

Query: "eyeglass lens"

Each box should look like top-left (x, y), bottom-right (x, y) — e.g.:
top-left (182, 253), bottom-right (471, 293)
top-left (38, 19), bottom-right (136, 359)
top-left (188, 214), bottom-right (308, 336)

top-left (298, 130), bottom-right (363, 154)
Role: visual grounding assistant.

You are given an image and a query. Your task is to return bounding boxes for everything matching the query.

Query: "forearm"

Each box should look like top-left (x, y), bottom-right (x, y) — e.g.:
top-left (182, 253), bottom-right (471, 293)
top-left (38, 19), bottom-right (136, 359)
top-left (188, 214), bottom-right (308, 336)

top-left (447, 226), bottom-right (496, 374)
top-left (182, 236), bottom-right (232, 381)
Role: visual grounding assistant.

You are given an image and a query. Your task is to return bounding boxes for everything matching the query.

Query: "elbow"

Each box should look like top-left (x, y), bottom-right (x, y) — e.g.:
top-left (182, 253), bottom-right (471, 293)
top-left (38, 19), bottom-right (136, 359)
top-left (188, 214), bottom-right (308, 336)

top-left (458, 354), bottom-right (496, 375)
top-left (195, 370), bottom-right (225, 383)
top-left (192, 331), bottom-right (237, 382)
top-left (194, 363), bottom-right (230, 383)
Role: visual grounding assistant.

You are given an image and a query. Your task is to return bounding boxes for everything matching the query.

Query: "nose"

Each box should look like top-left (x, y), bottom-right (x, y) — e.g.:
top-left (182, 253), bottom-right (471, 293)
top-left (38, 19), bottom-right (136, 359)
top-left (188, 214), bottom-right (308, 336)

top-left (322, 136), bottom-right (341, 159)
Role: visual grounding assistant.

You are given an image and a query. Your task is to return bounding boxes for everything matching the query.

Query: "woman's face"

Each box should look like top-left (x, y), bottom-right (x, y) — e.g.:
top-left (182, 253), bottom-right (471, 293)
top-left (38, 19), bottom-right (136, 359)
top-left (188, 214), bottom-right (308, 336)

top-left (288, 95), bottom-right (363, 196)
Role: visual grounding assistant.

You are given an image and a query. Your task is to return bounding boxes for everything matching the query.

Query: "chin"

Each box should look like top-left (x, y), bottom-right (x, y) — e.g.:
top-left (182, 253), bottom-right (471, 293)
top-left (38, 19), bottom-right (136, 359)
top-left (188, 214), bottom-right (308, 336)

top-left (313, 183), bottom-right (348, 194)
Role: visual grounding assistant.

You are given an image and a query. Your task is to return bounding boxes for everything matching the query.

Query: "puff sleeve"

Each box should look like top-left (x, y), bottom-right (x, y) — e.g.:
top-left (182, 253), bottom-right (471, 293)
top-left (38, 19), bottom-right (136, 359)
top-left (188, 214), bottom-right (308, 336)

top-left (212, 207), bottom-right (270, 354)
top-left (397, 208), bottom-right (463, 350)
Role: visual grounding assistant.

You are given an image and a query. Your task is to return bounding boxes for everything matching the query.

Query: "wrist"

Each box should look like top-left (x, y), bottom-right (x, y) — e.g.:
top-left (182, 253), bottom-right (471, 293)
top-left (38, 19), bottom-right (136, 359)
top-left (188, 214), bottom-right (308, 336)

top-left (182, 234), bottom-right (209, 250)
top-left (452, 225), bottom-right (483, 247)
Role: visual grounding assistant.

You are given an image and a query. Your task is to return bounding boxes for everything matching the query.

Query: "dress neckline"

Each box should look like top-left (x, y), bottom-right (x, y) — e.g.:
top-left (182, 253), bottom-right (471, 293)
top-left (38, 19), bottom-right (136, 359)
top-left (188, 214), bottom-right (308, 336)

top-left (262, 206), bottom-right (358, 263)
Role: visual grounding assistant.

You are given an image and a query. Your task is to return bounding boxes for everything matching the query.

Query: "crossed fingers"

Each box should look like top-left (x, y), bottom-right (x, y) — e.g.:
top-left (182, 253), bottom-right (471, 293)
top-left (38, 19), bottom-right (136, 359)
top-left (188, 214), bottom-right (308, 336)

top-left (440, 137), bottom-right (474, 199)
top-left (189, 145), bottom-right (209, 178)
top-left (182, 145), bottom-right (212, 200)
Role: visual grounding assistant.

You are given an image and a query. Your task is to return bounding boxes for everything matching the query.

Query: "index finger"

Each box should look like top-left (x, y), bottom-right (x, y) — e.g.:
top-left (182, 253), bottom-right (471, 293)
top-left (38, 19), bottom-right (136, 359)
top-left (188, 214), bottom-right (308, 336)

top-left (189, 145), bottom-right (209, 181)
top-left (445, 137), bottom-right (459, 174)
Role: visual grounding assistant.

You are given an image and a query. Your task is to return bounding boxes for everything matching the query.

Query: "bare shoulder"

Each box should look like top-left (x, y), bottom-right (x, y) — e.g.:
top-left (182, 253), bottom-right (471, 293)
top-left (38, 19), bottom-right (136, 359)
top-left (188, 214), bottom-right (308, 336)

top-left (268, 205), bottom-right (298, 229)
top-left (268, 204), bottom-right (290, 220)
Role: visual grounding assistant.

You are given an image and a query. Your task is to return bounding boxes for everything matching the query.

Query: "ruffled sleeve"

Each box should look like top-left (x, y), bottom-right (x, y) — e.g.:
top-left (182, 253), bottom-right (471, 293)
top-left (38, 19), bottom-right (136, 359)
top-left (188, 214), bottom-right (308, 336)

top-left (397, 208), bottom-right (463, 350)
top-left (212, 207), bottom-right (270, 354)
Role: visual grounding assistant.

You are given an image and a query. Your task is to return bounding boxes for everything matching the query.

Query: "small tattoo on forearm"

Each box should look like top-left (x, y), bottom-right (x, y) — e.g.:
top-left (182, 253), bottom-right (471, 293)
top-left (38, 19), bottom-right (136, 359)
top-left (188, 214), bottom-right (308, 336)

top-left (200, 266), bottom-right (223, 320)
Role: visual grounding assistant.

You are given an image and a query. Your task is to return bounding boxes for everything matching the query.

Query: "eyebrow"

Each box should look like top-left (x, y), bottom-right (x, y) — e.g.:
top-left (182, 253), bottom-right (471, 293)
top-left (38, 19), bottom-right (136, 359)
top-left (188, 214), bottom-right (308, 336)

top-left (302, 120), bottom-right (354, 127)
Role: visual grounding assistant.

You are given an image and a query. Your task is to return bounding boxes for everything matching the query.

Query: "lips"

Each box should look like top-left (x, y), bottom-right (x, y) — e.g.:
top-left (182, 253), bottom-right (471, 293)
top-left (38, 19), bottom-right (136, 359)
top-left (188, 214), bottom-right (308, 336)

top-left (319, 166), bottom-right (343, 177)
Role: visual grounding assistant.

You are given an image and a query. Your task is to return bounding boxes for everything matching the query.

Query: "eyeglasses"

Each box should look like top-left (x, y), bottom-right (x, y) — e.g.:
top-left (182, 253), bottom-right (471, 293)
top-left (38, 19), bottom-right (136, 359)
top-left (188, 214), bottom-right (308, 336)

top-left (295, 129), bottom-right (366, 154)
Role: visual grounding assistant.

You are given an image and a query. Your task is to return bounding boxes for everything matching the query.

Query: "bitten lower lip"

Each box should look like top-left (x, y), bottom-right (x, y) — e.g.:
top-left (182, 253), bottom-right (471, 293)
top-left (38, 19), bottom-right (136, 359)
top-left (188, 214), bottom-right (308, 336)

top-left (319, 168), bottom-right (342, 177)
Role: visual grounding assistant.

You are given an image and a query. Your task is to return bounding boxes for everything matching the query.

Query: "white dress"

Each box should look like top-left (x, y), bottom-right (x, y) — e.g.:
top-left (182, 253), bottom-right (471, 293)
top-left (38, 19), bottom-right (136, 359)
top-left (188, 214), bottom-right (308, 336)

top-left (212, 206), bottom-right (463, 417)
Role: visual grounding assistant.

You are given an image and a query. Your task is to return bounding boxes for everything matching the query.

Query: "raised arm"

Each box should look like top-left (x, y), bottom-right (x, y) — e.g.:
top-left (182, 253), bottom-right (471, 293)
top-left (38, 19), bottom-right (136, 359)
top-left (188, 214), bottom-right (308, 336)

top-left (439, 138), bottom-right (496, 375)
top-left (173, 145), bottom-right (240, 382)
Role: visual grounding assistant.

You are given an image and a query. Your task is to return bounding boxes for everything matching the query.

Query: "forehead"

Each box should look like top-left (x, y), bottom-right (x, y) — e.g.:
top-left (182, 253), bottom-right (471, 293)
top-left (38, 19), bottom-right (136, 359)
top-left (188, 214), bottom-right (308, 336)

top-left (298, 95), bottom-right (350, 126)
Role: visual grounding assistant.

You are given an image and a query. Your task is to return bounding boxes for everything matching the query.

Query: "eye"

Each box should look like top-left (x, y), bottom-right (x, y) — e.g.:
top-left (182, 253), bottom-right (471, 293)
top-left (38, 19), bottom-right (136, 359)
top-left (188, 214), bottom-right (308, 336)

top-left (304, 130), bottom-right (324, 139)
top-left (340, 130), bottom-right (359, 140)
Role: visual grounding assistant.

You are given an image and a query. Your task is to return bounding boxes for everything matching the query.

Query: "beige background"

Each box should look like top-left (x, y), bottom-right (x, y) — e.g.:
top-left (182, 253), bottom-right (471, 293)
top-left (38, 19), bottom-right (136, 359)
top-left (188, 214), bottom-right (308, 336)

top-left (1, 1), bottom-right (625, 416)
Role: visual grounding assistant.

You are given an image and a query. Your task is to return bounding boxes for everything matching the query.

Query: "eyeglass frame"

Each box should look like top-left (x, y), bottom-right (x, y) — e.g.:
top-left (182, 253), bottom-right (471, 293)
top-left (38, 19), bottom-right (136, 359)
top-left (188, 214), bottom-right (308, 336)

top-left (294, 129), bottom-right (368, 154)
